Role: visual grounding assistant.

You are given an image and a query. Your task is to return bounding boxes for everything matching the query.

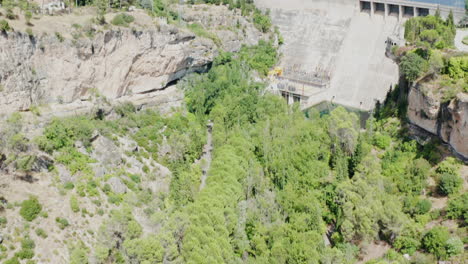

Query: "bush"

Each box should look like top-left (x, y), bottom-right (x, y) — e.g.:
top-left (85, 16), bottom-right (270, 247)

top-left (19, 197), bottom-right (42, 221)
top-left (55, 217), bottom-right (69, 229)
top-left (239, 40), bottom-right (277, 76)
top-left (111, 13), bottom-right (135, 26)
top-left (70, 195), bottom-right (80, 213)
top-left (446, 193), bottom-right (467, 223)
top-left (115, 102), bottom-right (136, 117)
top-left (24, 11), bottom-right (32, 25)
top-left (21, 237), bottom-right (35, 250)
top-left (373, 132), bottom-right (391, 149)
top-left (15, 155), bottom-right (36, 172)
top-left (400, 52), bottom-right (427, 82)
top-left (0, 20), bottom-right (11, 32)
top-left (394, 236), bottom-right (420, 255)
top-left (64, 182), bottom-right (75, 190)
top-left (35, 228), bottom-right (47, 238)
top-left (55, 32), bottom-right (64, 42)
top-left (15, 237), bottom-right (35, 259)
top-left (187, 23), bottom-right (221, 46)
top-left (445, 237), bottom-right (463, 257)
top-left (438, 173), bottom-right (462, 196)
top-left (422, 226), bottom-right (450, 259)
top-left (436, 157), bottom-right (460, 175)
top-left (253, 10), bottom-right (271, 33)
top-left (3, 257), bottom-right (20, 264)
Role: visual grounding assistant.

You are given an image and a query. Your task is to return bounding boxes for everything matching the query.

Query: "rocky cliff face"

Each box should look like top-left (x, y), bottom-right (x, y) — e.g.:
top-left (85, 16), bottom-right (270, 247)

top-left (0, 4), bottom-right (268, 116)
top-left (408, 85), bottom-right (468, 160)
top-left (0, 26), bottom-right (215, 114)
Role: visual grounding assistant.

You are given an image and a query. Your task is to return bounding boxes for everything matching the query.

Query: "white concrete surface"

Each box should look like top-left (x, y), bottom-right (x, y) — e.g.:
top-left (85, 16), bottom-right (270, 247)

top-left (256, 0), bottom-right (401, 110)
top-left (455, 29), bottom-right (468, 52)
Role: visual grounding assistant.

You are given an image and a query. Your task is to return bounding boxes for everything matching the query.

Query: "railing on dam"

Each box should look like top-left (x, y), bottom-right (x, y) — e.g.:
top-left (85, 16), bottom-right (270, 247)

top-left (359, 0), bottom-right (465, 22)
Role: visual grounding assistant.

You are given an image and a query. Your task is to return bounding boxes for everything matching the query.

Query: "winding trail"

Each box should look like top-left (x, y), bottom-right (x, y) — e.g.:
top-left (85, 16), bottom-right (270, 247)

top-left (198, 121), bottom-right (213, 191)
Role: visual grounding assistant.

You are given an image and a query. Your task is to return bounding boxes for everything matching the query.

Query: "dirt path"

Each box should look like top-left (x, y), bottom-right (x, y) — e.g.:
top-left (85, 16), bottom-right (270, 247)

top-left (198, 121), bottom-right (213, 191)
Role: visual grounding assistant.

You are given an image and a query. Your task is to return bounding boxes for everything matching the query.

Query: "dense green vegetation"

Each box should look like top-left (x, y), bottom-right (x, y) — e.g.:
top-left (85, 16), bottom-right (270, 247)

top-left (0, 4), bottom-right (465, 264)
top-left (401, 15), bottom-right (468, 100)
top-left (404, 12), bottom-right (456, 49)
top-left (22, 41), bottom-right (462, 263)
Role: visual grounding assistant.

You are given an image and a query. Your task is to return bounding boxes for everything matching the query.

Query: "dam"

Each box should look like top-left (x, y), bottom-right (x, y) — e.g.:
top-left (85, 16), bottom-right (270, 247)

top-left (256, 0), bottom-right (465, 110)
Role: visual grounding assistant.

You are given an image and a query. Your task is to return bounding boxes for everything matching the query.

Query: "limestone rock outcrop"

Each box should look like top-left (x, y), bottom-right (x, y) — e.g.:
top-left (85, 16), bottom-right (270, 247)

top-left (0, 26), bottom-right (215, 114)
top-left (408, 85), bottom-right (468, 160)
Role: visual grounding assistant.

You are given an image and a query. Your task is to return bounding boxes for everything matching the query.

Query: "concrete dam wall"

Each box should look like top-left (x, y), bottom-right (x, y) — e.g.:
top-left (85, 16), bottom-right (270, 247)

top-left (256, 0), bottom-right (404, 110)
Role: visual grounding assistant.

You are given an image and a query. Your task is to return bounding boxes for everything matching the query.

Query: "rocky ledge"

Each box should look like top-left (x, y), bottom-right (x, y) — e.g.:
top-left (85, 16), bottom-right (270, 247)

top-left (408, 85), bottom-right (468, 160)
top-left (0, 4), bottom-right (269, 116)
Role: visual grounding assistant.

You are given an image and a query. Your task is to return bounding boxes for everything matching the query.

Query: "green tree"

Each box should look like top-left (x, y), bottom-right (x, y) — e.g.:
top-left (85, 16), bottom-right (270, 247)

top-left (400, 53), bottom-right (427, 82)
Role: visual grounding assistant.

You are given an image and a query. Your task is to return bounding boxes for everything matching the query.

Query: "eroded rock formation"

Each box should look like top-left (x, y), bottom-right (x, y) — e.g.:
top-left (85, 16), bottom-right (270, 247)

top-left (408, 85), bottom-right (468, 160)
top-left (0, 26), bottom-right (214, 114)
top-left (0, 4), bottom-right (268, 116)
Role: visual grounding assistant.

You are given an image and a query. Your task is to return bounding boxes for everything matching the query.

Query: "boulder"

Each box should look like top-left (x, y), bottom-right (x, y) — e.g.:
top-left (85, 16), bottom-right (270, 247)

top-left (57, 165), bottom-right (73, 184)
top-left (91, 136), bottom-right (122, 167)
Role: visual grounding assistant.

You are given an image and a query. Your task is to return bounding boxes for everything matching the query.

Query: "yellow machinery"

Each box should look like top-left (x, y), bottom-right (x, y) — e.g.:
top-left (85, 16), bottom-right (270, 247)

top-left (268, 67), bottom-right (283, 78)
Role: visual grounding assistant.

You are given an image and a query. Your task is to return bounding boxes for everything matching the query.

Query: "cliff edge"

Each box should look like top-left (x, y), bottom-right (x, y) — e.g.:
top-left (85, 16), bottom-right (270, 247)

top-left (408, 84), bottom-right (468, 160)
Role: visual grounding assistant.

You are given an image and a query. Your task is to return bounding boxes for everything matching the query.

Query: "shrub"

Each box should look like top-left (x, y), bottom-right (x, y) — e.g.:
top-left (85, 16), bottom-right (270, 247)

top-left (438, 173), bottom-right (462, 196)
top-left (19, 197), bottom-right (42, 221)
top-left (64, 182), bottom-right (75, 190)
top-left (422, 226), bottom-right (450, 259)
top-left (55, 32), bottom-right (64, 42)
top-left (446, 193), bottom-right (467, 223)
top-left (55, 217), bottom-right (69, 229)
top-left (70, 195), bottom-right (80, 213)
top-left (15, 155), bottom-right (36, 172)
top-left (436, 157), bottom-right (460, 175)
top-left (24, 11), bottom-right (32, 25)
top-left (35, 228), bottom-right (47, 238)
top-left (111, 13), bottom-right (135, 26)
top-left (0, 216), bottom-right (7, 226)
top-left (115, 102), bottom-right (136, 117)
top-left (445, 237), bottom-right (463, 257)
top-left (373, 132), bottom-right (391, 149)
top-left (0, 20), bottom-right (11, 32)
top-left (253, 10), bottom-right (271, 33)
top-left (187, 23), bottom-right (221, 46)
top-left (400, 52), bottom-right (427, 82)
top-left (16, 248), bottom-right (34, 259)
top-left (15, 237), bottom-right (35, 259)
top-left (21, 237), bottom-right (35, 250)
top-left (3, 257), bottom-right (20, 264)
top-left (415, 199), bottom-right (431, 215)
top-left (394, 236), bottom-right (420, 255)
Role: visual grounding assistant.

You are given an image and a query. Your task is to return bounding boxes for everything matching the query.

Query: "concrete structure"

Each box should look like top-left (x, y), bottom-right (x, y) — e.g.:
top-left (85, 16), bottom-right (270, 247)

top-left (360, 0), bottom-right (465, 23)
top-left (257, 0), bottom-right (466, 110)
top-left (256, 0), bottom-right (403, 110)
